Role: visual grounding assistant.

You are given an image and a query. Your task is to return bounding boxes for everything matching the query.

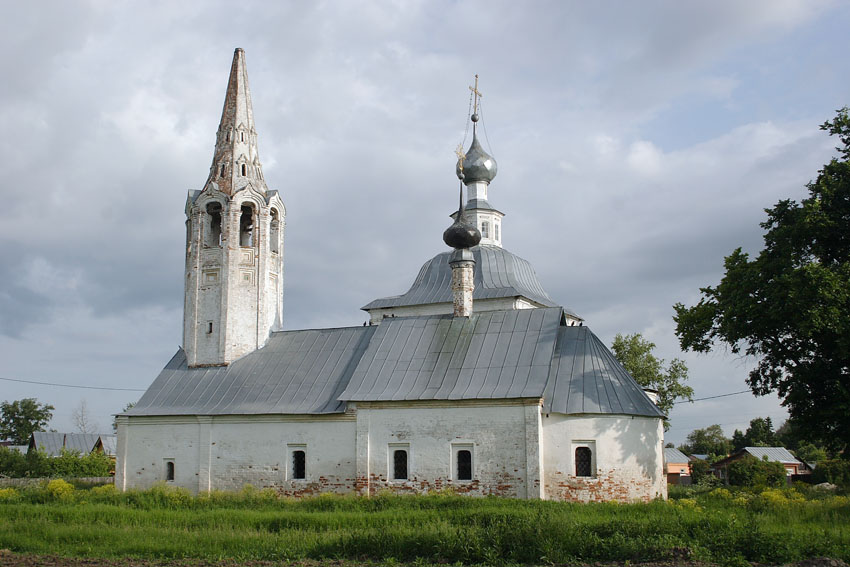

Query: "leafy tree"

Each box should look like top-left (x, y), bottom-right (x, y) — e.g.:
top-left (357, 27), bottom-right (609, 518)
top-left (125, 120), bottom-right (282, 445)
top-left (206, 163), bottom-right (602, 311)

top-left (732, 417), bottom-right (778, 450)
top-left (689, 458), bottom-right (711, 485)
top-left (674, 108), bottom-right (850, 456)
top-left (794, 442), bottom-right (827, 465)
top-left (610, 333), bottom-right (694, 422)
top-left (0, 398), bottom-right (54, 445)
top-left (680, 424), bottom-right (731, 457)
top-left (726, 455), bottom-right (786, 488)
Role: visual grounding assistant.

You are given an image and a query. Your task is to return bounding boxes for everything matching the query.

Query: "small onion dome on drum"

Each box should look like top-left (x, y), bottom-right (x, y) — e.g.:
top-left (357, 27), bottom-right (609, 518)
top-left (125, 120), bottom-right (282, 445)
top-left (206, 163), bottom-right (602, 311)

top-left (456, 132), bottom-right (497, 184)
top-left (443, 218), bottom-right (481, 250)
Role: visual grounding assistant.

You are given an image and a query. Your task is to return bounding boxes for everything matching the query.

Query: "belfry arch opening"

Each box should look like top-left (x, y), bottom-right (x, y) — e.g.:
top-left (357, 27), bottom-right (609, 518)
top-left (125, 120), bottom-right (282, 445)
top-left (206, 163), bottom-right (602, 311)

top-left (206, 202), bottom-right (222, 247)
top-left (270, 209), bottom-right (280, 254)
top-left (240, 204), bottom-right (255, 247)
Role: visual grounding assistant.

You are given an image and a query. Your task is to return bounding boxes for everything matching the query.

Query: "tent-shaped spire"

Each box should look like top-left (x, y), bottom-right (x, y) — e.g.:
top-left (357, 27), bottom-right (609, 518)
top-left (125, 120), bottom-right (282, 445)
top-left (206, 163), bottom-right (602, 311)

top-left (205, 48), bottom-right (267, 196)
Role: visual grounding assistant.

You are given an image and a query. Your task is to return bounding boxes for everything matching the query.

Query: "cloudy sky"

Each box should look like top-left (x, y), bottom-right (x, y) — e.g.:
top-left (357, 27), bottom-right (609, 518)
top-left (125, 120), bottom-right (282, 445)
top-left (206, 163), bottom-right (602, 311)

top-left (1, 1), bottom-right (848, 446)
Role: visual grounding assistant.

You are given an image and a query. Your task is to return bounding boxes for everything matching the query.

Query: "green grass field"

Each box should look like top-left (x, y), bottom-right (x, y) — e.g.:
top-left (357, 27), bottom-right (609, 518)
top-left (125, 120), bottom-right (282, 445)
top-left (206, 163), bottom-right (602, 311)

top-left (0, 481), bottom-right (848, 565)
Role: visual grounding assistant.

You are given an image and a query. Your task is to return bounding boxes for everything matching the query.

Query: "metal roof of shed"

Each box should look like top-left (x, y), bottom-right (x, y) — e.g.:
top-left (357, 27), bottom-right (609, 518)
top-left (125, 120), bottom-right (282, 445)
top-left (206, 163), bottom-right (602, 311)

top-left (664, 447), bottom-right (690, 463)
top-left (362, 245), bottom-right (575, 316)
top-left (743, 447), bottom-right (801, 464)
top-left (30, 432), bottom-right (101, 456)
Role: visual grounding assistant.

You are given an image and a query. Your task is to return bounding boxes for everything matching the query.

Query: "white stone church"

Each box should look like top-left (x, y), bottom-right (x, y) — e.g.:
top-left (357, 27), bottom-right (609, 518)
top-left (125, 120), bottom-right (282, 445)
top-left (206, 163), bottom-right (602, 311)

top-left (115, 49), bottom-right (666, 502)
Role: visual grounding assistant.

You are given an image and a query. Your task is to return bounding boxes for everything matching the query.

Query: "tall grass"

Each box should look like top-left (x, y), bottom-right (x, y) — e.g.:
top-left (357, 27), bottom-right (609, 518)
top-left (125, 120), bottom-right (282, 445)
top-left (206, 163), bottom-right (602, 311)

top-left (0, 483), bottom-right (848, 564)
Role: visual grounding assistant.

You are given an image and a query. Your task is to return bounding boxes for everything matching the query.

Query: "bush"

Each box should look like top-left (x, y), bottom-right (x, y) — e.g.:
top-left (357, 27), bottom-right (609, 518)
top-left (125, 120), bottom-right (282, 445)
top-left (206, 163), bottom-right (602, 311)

top-left (811, 459), bottom-right (850, 486)
top-left (0, 487), bottom-right (18, 501)
top-left (46, 478), bottom-right (75, 500)
top-left (0, 447), bottom-right (113, 478)
top-left (727, 455), bottom-right (786, 488)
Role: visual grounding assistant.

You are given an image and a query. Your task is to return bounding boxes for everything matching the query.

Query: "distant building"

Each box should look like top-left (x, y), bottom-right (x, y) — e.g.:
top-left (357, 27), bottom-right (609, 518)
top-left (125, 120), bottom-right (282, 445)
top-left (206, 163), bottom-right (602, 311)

top-left (710, 447), bottom-right (807, 479)
top-left (116, 49), bottom-right (667, 502)
top-left (663, 447), bottom-right (691, 485)
top-left (29, 432), bottom-right (117, 457)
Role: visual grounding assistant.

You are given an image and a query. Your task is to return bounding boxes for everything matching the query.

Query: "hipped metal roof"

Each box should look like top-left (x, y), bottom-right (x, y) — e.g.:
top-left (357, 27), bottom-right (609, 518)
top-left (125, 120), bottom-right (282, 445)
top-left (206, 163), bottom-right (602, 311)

top-left (362, 245), bottom-right (577, 317)
top-left (128, 308), bottom-right (662, 419)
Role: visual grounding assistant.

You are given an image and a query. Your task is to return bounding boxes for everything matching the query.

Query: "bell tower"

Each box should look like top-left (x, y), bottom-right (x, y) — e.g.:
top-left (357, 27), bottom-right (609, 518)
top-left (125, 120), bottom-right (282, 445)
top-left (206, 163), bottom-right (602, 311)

top-left (183, 48), bottom-right (285, 367)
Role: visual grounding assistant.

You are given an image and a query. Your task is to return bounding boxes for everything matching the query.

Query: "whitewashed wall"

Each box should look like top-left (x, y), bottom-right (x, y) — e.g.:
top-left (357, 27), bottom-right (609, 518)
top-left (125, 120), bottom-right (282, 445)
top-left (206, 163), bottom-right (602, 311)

top-left (541, 413), bottom-right (666, 502)
top-left (354, 400), bottom-right (542, 498)
top-left (117, 414), bottom-right (355, 495)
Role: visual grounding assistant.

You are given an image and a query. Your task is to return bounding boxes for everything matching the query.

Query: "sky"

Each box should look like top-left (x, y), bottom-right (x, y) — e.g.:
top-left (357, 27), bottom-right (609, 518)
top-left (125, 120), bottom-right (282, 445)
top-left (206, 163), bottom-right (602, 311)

top-left (1, 0), bottom-right (848, 447)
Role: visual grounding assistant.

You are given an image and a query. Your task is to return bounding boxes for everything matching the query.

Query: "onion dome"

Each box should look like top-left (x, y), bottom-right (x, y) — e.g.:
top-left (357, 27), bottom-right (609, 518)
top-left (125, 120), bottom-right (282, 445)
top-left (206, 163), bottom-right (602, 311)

top-left (443, 217), bottom-right (481, 249)
top-left (456, 130), bottom-right (497, 185)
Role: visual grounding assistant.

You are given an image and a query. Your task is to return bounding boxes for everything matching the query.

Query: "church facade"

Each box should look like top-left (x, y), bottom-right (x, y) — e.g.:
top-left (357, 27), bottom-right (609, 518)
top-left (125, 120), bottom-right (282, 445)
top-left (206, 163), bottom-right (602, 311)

top-left (115, 50), bottom-right (666, 502)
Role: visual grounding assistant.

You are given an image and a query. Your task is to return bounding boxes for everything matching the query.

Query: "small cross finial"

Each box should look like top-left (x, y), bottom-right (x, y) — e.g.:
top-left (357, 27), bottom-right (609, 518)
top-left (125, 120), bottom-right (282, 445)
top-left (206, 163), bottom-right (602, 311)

top-left (455, 143), bottom-right (466, 172)
top-left (469, 74), bottom-right (482, 115)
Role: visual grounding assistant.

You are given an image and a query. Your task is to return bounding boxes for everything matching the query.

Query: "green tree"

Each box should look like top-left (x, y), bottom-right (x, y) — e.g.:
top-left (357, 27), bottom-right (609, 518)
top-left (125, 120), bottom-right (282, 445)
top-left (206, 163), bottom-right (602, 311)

top-left (680, 424), bottom-right (732, 457)
top-left (674, 108), bottom-right (850, 456)
top-left (0, 398), bottom-right (54, 445)
top-left (726, 455), bottom-right (786, 488)
top-left (610, 333), bottom-right (694, 422)
top-left (732, 417), bottom-right (778, 451)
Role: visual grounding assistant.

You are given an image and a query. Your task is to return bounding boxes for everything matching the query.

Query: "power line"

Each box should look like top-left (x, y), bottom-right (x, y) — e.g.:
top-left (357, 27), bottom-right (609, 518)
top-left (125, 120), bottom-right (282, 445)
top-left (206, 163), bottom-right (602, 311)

top-left (0, 376), bottom-right (145, 392)
top-left (684, 389), bottom-right (752, 403)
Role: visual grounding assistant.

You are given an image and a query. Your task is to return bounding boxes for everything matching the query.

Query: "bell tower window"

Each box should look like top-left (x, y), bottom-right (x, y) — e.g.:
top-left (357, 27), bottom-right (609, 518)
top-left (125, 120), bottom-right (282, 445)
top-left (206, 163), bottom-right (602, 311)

top-left (481, 221), bottom-right (490, 239)
top-left (241, 164), bottom-right (247, 176)
top-left (270, 209), bottom-right (280, 254)
top-left (240, 204), bottom-right (255, 247)
top-left (206, 203), bottom-right (222, 247)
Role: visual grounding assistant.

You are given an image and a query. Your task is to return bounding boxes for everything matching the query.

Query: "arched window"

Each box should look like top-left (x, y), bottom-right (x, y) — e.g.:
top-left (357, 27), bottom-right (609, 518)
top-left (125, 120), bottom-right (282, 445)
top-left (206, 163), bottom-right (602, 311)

top-left (239, 204), bottom-right (254, 247)
top-left (240, 131), bottom-right (245, 142)
top-left (481, 221), bottom-right (490, 239)
top-left (206, 203), bottom-right (222, 247)
top-left (166, 461), bottom-right (175, 481)
top-left (220, 164), bottom-right (226, 177)
top-left (241, 163), bottom-right (247, 176)
top-left (457, 450), bottom-right (472, 480)
top-left (575, 447), bottom-right (592, 477)
top-left (226, 131), bottom-right (231, 142)
top-left (393, 449), bottom-right (408, 480)
top-left (292, 450), bottom-right (306, 480)
top-left (270, 209), bottom-right (280, 254)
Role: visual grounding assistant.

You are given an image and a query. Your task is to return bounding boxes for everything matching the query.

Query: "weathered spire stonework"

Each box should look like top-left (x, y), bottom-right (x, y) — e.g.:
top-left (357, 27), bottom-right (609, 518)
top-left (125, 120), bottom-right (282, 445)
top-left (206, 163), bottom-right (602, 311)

top-left (206, 48), bottom-right (267, 197)
top-left (183, 49), bottom-right (286, 367)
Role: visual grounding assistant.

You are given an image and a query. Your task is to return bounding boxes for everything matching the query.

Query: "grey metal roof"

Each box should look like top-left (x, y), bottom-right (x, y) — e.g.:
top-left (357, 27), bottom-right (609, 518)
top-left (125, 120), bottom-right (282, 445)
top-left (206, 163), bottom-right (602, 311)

top-left (340, 308), bottom-right (561, 402)
top-left (98, 435), bottom-right (117, 456)
top-left (743, 447), bottom-right (801, 464)
top-left (30, 432), bottom-right (101, 456)
top-left (127, 326), bottom-right (375, 416)
top-left (362, 245), bottom-right (575, 316)
top-left (664, 447), bottom-right (690, 463)
top-left (542, 326), bottom-right (665, 417)
top-left (129, 308), bottom-right (660, 419)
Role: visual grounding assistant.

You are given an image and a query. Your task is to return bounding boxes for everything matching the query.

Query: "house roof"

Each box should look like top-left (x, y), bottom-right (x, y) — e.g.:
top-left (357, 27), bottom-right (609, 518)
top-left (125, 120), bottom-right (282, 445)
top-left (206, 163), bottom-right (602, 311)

top-left (97, 435), bottom-right (117, 456)
top-left (664, 448), bottom-right (690, 463)
top-left (30, 432), bottom-right (101, 457)
top-left (127, 308), bottom-right (663, 419)
top-left (741, 446), bottom-right (801, 464)
top-left (362, 245), bottom-right (573, 315)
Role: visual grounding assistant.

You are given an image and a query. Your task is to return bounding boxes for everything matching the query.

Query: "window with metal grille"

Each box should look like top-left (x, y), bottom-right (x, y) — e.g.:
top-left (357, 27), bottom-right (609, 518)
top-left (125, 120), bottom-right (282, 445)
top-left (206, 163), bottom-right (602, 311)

top-left (575, 447), bottom-right (592, 477)
top-left (481, 221), bottom-right (490, 239)
top-left (457, 450), bottom-right (472, 480)
top-left (393, 449), bottom-right (408, 480)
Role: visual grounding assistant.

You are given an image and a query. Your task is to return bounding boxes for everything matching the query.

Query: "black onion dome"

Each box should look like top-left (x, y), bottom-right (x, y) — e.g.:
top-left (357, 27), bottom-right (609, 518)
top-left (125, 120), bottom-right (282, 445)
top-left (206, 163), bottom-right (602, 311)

top-left (456, 133), bottom-right (497, 184)
top-left (443, 218), bottom-right (481, 249)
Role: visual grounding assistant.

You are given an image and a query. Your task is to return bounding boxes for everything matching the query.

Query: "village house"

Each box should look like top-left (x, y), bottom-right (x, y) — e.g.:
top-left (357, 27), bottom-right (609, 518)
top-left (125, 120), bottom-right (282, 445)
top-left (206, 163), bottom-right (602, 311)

top-left (710, 447), bottom-right (808, 480)
top-left (663, 447), bottom-right (691, 485)
top-left (115, 49), bottom-right (666, 502)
